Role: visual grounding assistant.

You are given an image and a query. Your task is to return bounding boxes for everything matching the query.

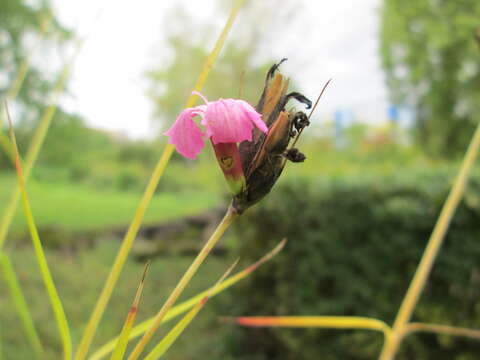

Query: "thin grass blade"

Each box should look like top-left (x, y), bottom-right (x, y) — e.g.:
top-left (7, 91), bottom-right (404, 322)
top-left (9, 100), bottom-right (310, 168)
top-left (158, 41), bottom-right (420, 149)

top-left (89, 239), bottom-right (286, 360)
top-left (0, 252), bottom-right (44, 357)
top-left (379, 121), bottom-right (480, 360)
top-left (404, 322), bottom-right (480, 341)
top-left (143, 260), bottom-right (238, 360)
top-left (5, 103), bottom-right (72, 360)
top-left (75, 2), bottom-right (246, 358)
top-left (0, 40), bottom-right (82, 250)
top-left (127, 207), bottom-right (238, 360)
top-left (110, 262), bottom-right (150, 360)
top-left (234, 316), bottom-right (392, 336)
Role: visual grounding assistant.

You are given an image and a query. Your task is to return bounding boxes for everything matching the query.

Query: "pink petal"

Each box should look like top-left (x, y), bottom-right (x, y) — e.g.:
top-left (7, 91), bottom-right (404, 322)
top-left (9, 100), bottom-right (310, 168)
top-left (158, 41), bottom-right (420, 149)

top-left (237, 99), bottom-right (268, 133)
top-left (164, 107), bottom-right (206, 159)
top-left (205, 99), bottom-right (256, 144)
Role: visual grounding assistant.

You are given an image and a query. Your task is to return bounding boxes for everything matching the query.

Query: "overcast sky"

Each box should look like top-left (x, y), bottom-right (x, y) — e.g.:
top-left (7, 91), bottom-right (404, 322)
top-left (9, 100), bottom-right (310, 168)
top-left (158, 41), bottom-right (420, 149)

top-left (51, 0), bottom-right (388, 138)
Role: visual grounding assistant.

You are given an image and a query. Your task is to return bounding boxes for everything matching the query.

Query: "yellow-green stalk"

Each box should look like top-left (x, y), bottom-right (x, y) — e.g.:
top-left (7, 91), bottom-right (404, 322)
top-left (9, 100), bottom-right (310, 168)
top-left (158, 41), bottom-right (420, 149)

top-left (74, 2), bottom-right (246, 358)
top-left (0, 252), bottom-right (44, 357)
top-left (379, 121), bottom-right (480, 360)
top-left (110, 262), bottom-right (150, 360)
top-left (5, 103), bottom-right (72, 360)
top-left (143, 260), bottom-right (238, 360)
top-left (235, 316), bottom-right (392, 337)
top-left (89, 239), bottom-right (286, 360)
top-left (127, 207), bottom-right (238, 360)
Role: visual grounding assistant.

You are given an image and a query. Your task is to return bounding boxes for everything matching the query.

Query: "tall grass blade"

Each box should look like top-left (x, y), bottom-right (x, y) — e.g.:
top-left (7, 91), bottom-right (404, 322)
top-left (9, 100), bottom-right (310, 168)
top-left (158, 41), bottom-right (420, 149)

top-left (74, 1), bottom-right (246, 358)
top-left (110, 262), bottom-right (150, 360)
top-left (0, 252), bottom-right (44, 357)
top-left (128, 207), bottom-right (238, 360)
top-left (0, 41), bottom-right (82, 250)
top-left (89, 239), bottom-right (286, 360)
top-left (143, 260), bottom-right (238, 360)
top-left (234, 316), bottom-right (392, 336)
top-left (379, 121), bottom-right (480, 360)
top-left (5, 103), bottom-right (72, 360)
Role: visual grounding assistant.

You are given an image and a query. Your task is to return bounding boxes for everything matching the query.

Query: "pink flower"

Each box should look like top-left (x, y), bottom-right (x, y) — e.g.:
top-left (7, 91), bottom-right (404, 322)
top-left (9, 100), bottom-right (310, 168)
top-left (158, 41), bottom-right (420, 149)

top-left (164, 92), bottom-right (267, 159)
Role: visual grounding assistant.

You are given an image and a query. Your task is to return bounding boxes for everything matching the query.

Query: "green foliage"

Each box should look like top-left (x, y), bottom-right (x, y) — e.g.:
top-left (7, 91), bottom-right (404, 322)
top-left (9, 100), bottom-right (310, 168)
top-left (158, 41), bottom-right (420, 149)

top-left (380, 0), bottom-right (480, 157)
top-left (0, 0), bottom-right (71, 110)
top-left (0, 242), bottom-right (229, 359)
top-left (0, 0), bottom-right (75, 170)
top-left (226, 170), bottom-right (480, 359)
top-left (2, 113), bottom-right (167, 191)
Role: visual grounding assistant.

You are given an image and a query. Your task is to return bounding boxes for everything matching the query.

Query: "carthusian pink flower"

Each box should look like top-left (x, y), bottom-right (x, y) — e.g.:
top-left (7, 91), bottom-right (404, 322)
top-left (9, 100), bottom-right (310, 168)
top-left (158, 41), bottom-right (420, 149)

top-left (165, 59), bottom-right (321, 213)
top-left (165, 92), bottom-right (267, 196)
top-left (165, 92), bottom-right (267, 160)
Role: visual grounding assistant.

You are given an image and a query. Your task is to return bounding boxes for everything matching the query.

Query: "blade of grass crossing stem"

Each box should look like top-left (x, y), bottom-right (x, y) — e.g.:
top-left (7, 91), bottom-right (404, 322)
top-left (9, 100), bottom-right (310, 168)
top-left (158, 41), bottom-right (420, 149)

top-left (234, 316), bottom-right (392, 337)
top-left (379, 121), bottom-right (480, 360)
top-left (0, 252), bottom-right (44, 357)
top-left (0, 42), bottom-right (81, 250)
top-left (89, 239), bottom-right (286, 360)
top-left (74, 2), bottom-right (246, 359)
top-left (143, 260), bottom-right (239, 360)
top-left (110, 262), bottom-right (150, 360)
top-left (5, 103), bottom-right (72, 360)
top-left (128, 207), bottom-right (238, 360)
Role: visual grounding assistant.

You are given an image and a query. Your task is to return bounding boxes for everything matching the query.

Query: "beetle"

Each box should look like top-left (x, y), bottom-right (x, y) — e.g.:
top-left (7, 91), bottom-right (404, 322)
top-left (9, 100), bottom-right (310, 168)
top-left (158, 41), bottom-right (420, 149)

top-left (233, 59), bottom-right (314, 213)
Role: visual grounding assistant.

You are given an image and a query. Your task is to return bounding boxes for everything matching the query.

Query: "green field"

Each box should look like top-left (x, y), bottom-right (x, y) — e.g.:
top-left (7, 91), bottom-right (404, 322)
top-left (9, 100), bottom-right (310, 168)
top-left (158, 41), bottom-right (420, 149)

top-left (0, 174), bottom-right (222, 234)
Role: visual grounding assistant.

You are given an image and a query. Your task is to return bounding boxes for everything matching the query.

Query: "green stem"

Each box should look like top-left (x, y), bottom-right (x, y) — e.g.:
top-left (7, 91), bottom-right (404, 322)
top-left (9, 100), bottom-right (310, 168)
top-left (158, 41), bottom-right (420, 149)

top-left (74, 2), bottom-right (245, 358)
top-left (0, 252), bottom-right (44, 357)
top-left (0, 49), bottom-right (76, 250)
top-left (127, 206), bottom-right (238, 360)
top-left (378, 122), bottom-right (480, 360)
top-left (6, 106), bottom-right (72, 360)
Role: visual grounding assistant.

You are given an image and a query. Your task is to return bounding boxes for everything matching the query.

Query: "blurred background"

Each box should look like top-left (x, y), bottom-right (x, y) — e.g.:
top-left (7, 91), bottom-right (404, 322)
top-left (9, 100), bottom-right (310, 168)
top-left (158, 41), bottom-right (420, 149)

top-left (1, 0), bottom-right (480, 359)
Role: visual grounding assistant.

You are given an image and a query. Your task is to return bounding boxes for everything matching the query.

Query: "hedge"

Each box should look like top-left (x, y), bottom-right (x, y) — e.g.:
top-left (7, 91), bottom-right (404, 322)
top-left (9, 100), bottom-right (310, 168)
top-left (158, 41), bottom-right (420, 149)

top-left (223, 169), bottom-right (480, 359)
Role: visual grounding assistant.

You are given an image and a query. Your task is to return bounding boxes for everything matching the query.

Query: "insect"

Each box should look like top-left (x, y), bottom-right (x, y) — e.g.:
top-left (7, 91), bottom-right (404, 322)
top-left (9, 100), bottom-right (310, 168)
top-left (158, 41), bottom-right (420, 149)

top-left (233, 59), bottom-right (329, 213)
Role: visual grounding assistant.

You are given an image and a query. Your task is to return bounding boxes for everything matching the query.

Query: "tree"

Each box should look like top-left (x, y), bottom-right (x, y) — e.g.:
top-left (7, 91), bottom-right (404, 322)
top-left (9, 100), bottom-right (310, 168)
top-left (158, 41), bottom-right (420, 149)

top-left (0, 0), bottom-right (73, 169)
top-left (380, 0), bottom-right (480, 156)
top-left (0, 0), bottom-right (72, 121)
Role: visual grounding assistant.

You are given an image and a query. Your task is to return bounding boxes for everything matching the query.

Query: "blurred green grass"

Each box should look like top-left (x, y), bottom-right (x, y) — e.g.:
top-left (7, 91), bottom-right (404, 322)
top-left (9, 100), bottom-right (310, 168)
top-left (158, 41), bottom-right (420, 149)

top-left (0, 240), bottom-right (232, 360)
top-left (0, 174), bottom-right (222, 233)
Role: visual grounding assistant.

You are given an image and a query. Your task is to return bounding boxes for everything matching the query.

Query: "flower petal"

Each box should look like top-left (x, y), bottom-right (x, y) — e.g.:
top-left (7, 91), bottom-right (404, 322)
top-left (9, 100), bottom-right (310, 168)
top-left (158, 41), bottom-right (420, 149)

top-left (237, 99), bottom-right (268, 133)
top-left (164, 107), bottom-right (206, 159)
top-left (205, 99), bottom-right (255, 144)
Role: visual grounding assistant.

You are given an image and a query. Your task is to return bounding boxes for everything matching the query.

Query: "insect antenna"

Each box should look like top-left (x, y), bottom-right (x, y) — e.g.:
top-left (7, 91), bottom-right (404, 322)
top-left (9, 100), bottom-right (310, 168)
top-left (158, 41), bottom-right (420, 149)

top-left (290, 78), bottom-right (331, 149)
